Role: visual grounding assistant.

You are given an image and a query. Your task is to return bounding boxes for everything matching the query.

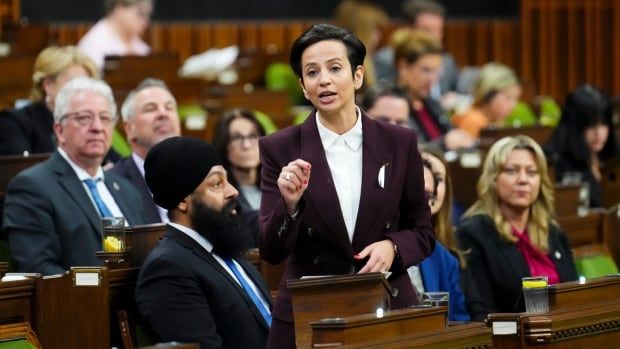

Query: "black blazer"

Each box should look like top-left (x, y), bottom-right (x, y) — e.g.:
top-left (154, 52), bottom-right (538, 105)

top-left (0, 102), bottom-right (56, 155)
top-left (456, 214), bottom-right (577, 314)
top-left (108, 156), bottom-right (162, 224)
top-left (136, 225), bottom-right (271, 349)
top-left (3, 151), bottom-right (148, 275)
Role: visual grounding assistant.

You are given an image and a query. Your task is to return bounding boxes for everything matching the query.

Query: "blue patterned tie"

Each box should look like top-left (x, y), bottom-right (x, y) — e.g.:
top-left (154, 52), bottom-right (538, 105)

top-left (223, 257), bottom-right (272, 326)
top-left (83, 179), bottom-right (114, 217)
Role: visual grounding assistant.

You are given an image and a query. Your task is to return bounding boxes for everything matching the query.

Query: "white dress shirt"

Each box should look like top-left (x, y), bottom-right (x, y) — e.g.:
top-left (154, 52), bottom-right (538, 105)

top-left (132, 153), bottom-right (169, 223)
top-left (168, 222), bottom-right (270, 313)
top-left (58, 147), bottom-right (126, 222)
top-left (316, 106), bottom-right (363, 241)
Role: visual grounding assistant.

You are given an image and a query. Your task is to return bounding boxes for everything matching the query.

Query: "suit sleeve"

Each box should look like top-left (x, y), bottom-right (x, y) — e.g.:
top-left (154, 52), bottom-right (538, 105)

top-left (3, 174), bottom-right (65, 275)
top-left (387, 131), bottom-right (435, 269)
top-left (257, 137), bottom-right (303, 265)
top-left (456, 221), bottom-right (498, 314)
top-left (136, 255), bottom-right (229, 349)
top-left (0, 111), bottom-right (31, 155)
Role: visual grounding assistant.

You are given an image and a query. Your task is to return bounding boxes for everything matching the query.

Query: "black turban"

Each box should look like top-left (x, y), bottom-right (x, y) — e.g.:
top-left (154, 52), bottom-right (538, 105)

top-left (144, 137), bottom-right (221, 210)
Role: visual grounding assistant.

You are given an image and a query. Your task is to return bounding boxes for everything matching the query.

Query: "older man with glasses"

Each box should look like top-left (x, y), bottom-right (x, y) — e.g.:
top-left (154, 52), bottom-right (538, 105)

top-left (3, 77), bottom-right (148, 275)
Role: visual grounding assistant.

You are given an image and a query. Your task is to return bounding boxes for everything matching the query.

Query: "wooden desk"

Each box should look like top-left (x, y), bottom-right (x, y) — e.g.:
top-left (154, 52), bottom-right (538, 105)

top-left (488, 300), bottom-right (620, 348)
top-left (317, 322), bottom-right (491, 349)
top-left (0, 274), bottom-right (38, 326)
top-left (310, 307), bottom-right (448, 348)
top-left (288, 273), bottom-right (393, 349)
top-left (488, 276), bottom-right (620, 348)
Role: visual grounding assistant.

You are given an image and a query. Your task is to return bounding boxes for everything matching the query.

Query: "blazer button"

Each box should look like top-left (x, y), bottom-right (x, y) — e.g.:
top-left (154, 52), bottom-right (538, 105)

top-left (385, 221), bottom-right (391, 229)
top-left (554, 251), bottom-right (562, 260)
top-left (307, 227), bottom-right (313, 237)
top-left (313, 256), bottom-right (320, 264)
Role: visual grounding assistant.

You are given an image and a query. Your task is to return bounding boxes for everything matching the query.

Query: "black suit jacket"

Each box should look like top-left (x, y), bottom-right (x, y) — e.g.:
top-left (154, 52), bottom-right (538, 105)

top-left (3, 151), bottom-right (148, 275)
top-left (136, 225), bottom-right (271, 349)
top-left (456, 214), bottom-right (577, 314)
top-left (0, 102), bottom-right (56, 155)
top-left (108, 156), bottom-right (162, 224)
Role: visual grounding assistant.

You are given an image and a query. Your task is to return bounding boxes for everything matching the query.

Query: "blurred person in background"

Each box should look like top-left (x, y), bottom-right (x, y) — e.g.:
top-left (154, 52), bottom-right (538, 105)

top-left (392, 28), bottom-right (475, 150)
top-left (334, 0), bottom-right (389, 89)
top-left (213, 108), bottom-right (266, 247)
top-left (360, 84), bottom-right (411, 127)
top-left (451, 62), bottom-right (521, 138)
top-left (375, 0), bottom-right (459, 98)
top-left (0, 46), bottom-right (99, 156)
top-left (108, 78), bottom-right (181, 223)
top-left (78, 0), bottom-right (153, 69)
top-left (545, 84), bottom-right (618, 208)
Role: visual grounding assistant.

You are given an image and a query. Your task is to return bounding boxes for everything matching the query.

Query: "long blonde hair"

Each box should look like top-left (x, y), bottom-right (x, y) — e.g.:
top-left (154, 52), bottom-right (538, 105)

top-left (463, 135), bottom-right (556, 251)
top-left (30, 46), bottom-right (99, 102)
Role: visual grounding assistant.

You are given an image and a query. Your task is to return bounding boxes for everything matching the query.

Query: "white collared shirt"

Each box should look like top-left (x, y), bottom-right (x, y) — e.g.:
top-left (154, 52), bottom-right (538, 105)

top-left (57, 147), bottom-right (126, 222)
top-left (316, 106), bottom-right (363, 241)
top-left (132, 152), bottom-right (169, 223)
top-left (168, 222), bottom-right (270, 313)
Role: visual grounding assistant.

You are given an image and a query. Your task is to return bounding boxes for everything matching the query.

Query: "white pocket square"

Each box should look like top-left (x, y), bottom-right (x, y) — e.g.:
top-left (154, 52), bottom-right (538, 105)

top-left (378, 164), bottom-right (386, 188)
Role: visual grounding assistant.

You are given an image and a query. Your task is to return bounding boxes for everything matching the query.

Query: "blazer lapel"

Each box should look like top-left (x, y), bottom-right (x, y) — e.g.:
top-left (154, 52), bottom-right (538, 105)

top-left (105, 175), bottom-right (137, 225)
top-left (168, 228), bottom-right (271, 329)
top-left (300, 112), bottom-right (352, 255)
top-left (51, 152), bottom-right (102, 235)
top-left (351, 115), bottom-right (392, 251)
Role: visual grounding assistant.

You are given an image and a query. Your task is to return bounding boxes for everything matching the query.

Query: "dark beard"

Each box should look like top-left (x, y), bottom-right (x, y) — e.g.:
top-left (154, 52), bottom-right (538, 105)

top-left (189, 197), bottom-right (249, 258)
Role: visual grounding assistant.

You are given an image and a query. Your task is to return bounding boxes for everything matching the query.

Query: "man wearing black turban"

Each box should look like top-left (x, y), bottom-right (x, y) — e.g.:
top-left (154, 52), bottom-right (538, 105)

top-left (135, 136), bottom-right (271, 349)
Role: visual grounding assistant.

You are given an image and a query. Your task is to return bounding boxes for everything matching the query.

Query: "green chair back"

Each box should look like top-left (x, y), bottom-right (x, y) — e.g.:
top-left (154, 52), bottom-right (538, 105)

top-left (574, 254), bottom-right (619, 279)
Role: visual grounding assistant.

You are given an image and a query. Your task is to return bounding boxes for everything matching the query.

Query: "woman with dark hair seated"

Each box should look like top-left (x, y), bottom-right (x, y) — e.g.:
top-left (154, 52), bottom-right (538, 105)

top-left (545, 84), bottom-right (618, 208)
top-left (212, 108), bottom-right (266, 247)
top-left (457, 136), bottom-right (577, 315)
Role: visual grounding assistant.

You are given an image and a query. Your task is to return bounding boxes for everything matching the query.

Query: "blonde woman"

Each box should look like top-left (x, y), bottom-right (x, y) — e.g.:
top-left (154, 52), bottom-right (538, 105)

top-left (456, 135), bottom-right (577, 314)
top-left (451, 62), bottom-right (521, 138)
top-left (0, 46), bottom-right (99, 155)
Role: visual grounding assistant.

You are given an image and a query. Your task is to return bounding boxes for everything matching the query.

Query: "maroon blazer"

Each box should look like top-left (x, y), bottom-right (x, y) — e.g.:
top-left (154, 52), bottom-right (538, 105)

top-left (258, 111), bottom-right (435, 333)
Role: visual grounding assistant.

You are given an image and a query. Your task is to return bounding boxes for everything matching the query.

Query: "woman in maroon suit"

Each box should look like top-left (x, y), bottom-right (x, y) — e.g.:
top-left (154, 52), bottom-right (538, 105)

top-left (259, 24), bottom-right (435, 348)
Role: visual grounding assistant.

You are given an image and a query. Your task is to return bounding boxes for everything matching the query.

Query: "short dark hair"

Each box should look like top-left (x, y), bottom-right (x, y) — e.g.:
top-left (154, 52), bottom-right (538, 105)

top-left (402, 0), bottom-right (446, 24)
top-left (360, 84), bottom-right (410, 111)
top-left (289, 23), bottom-right (366, 80)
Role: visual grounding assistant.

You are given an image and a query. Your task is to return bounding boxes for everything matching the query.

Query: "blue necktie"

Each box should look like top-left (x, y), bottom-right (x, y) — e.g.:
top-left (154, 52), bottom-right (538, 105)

top-left (83, 179), bottom-right (114, 217)
top-left (223, 257), bottom-right (272, 326)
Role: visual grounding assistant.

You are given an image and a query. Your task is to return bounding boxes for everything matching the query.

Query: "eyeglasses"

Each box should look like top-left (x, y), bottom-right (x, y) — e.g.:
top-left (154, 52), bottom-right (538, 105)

top-left (60, 111), bottom-right (117, 127)
top-left (229, 133), bottom-right (260, 147)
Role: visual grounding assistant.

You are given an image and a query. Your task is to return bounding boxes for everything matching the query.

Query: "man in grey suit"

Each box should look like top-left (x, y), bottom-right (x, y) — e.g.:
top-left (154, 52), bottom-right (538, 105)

top-left (3, 77), bottom-right (148, 275)
top-left (108, 78), bottom-right (181, 223)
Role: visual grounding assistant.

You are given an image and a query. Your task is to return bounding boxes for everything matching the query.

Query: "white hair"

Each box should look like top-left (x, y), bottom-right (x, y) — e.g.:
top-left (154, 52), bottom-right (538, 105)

top-left (120, 78), bottom-right (175, 122)
top-left (54, 77), bottom-right (117, 123)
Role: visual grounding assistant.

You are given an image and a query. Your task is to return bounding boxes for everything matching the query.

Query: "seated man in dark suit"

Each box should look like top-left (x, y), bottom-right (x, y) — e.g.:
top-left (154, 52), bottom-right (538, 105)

top-left (136, 137), bottom-right (271, 349)
top-left (108, 78), bottom-right (182, 223)
top-left (3, 77), bottom-right (148, 275)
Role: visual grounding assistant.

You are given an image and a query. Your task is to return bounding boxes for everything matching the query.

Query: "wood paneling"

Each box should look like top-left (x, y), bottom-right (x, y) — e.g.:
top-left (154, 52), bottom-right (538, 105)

top-left (521, 0), bottom-right (619, 100)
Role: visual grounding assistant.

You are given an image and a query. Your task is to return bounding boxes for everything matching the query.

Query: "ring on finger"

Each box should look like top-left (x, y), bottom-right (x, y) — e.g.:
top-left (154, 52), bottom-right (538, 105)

top-left (285, 172), bottom-right (291, 181)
